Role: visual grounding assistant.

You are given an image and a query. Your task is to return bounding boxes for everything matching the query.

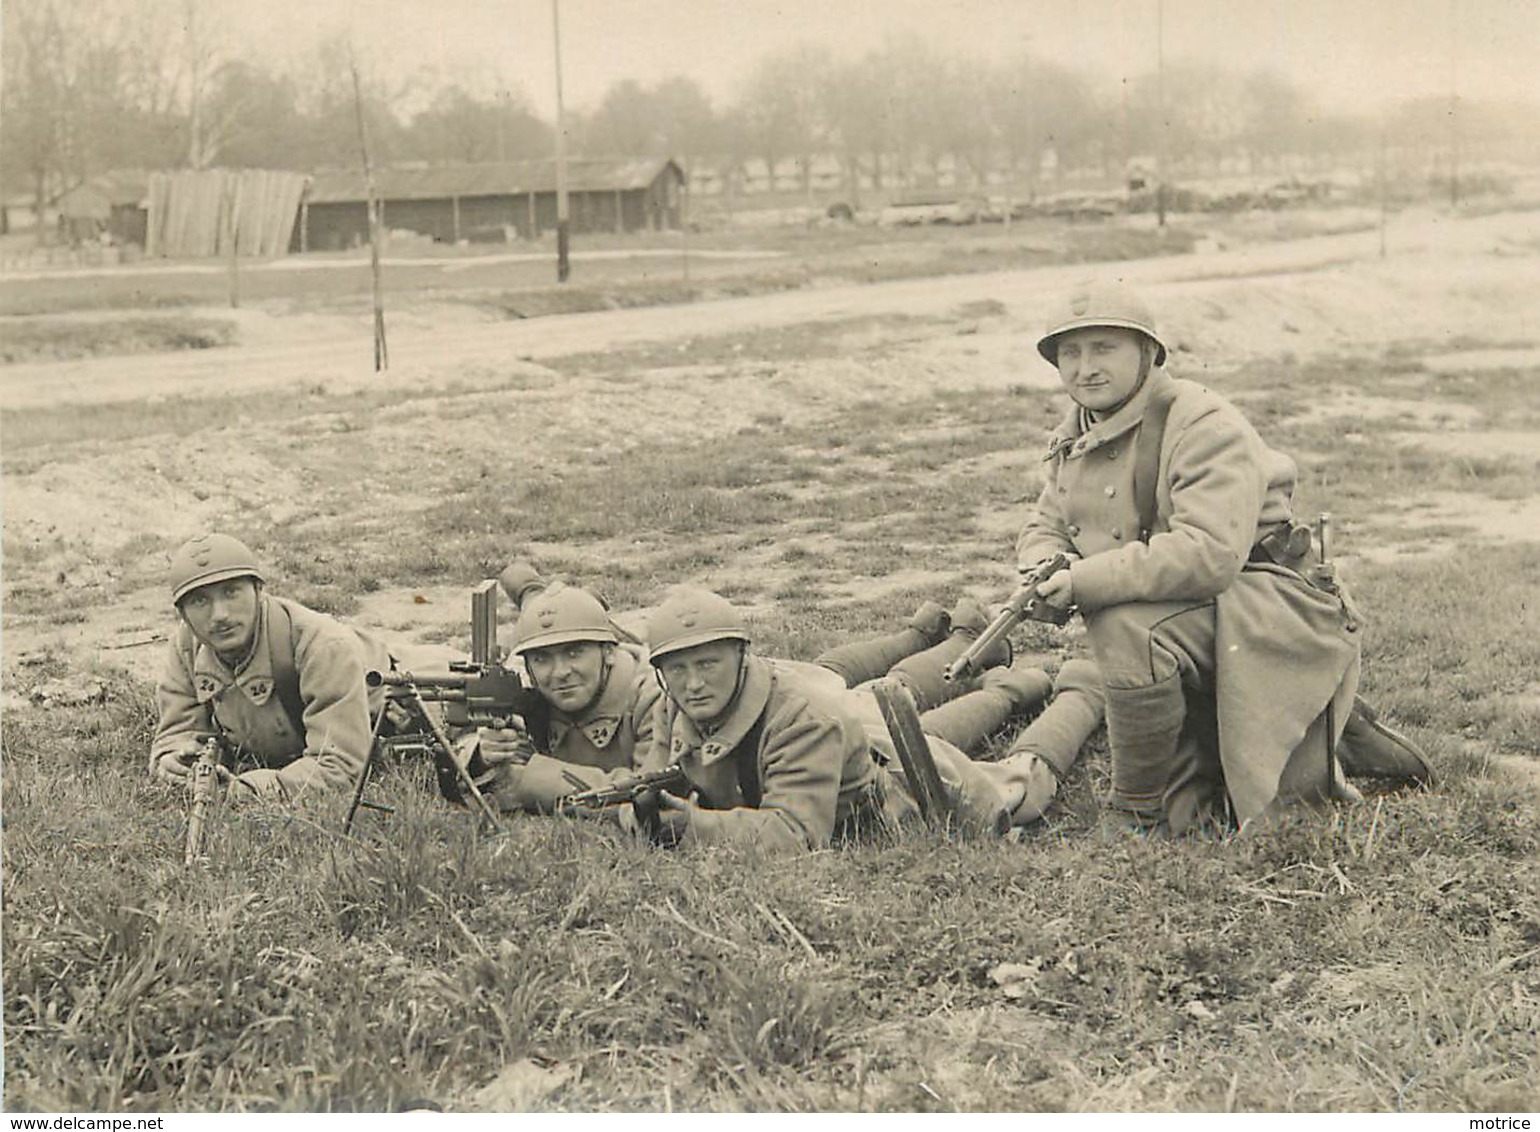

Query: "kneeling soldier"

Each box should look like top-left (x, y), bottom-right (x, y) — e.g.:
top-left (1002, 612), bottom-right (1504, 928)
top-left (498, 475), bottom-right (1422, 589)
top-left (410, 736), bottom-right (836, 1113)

top-left (1019, 281), bottom-right (1429, 836)
top-left (149, 533), bottom-right (391, 804)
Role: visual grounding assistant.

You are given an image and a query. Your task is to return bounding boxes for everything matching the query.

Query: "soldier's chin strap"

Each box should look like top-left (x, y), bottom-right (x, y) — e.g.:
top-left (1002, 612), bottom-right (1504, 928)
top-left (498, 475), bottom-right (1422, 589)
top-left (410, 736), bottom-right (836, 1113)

top-left (652, 641), bottom-right (749, 733)
top-left (1100, 337), bottom-right (1161, 419)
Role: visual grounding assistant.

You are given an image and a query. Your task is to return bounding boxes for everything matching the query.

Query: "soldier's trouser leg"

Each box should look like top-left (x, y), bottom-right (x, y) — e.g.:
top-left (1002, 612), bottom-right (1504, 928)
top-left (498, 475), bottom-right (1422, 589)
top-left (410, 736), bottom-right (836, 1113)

top-left (919, 664), bottom-right (1053, 754)
top-left (889, 597), bottom-right (1011, 711)
top-left (1085, 601), bottom-right (1220, 828)
top-left (816, 601), bottom-right (951, 688)
top-left (926, 736), bottom-right (1012, 836)
top-left (994, 659), bottom-right (1107, 826)
top-left (853, 691), bottom-right (1008, 835)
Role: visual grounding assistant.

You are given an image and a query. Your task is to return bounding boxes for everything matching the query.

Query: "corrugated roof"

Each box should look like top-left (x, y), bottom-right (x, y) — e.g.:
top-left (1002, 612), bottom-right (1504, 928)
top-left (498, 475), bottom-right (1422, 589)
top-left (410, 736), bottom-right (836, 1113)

top-left (61, 170), bottom-right (152, 209)
top-left (305, 158), bottom-right (682, 204)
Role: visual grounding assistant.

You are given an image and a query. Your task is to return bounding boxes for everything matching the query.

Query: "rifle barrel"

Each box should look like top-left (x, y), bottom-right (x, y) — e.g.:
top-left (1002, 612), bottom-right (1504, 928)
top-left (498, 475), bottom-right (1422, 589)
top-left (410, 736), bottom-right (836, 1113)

top-left (944, 588), bottom-right (1034, 683)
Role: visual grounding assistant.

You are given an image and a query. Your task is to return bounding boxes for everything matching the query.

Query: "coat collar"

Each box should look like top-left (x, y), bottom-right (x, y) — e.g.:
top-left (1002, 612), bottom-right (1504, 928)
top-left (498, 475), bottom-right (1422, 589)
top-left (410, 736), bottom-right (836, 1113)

top-left (667, 653), bottom-right (773, 766)
top-left (547, 646), bottom-right (642, 751)
top-left (189, 595), bottom-right (277, 706)
top-left (1044, 368), bottom-right (1173, 460)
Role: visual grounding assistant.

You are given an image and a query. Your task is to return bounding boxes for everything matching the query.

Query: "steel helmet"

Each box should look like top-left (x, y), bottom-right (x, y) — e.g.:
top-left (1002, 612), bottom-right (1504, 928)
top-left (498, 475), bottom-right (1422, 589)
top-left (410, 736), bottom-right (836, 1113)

top-left (169, 533), bottom-right (265, 604)
top-left (510, 585), bottom-right (618, 656)
top-left (1036, 281), bottom-right (1167, 367)
top-left (647, 587), bottom-right (751, 665)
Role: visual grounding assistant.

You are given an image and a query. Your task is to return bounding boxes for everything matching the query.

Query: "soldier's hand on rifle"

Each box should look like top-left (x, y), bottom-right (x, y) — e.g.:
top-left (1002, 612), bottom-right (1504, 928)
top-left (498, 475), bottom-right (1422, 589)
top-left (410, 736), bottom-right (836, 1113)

top-left (653, 790), bottom-right (697, 848)
top-left (1035, 568), bottom-right (1074, 610)
top-left (1018, 551), bottom-right (1078, 578)
top-left (478, 722), bottom-right (535, 768)
top-left (154, 748), bottom-right (201, 783)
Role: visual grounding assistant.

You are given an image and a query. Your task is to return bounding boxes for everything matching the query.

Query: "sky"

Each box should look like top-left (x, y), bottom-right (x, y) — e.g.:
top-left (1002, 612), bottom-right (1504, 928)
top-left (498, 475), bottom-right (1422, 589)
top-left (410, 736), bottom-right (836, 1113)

top-left (218, 0), bottom-right (1540, 118)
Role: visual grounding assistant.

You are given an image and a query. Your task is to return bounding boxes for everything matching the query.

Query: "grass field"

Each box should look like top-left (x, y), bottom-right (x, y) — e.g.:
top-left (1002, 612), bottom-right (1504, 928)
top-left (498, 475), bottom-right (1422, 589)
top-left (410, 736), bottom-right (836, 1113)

top-left (3, 209), bottom-right (1538, 1113)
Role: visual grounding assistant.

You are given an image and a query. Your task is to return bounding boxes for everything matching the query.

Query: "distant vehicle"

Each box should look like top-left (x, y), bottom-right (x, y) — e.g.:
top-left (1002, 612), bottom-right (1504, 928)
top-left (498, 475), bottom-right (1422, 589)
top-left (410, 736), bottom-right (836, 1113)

top-left (877, 193), bottom-right (986, 226)
top-left (1031, 191), bottom-right (1123, 221)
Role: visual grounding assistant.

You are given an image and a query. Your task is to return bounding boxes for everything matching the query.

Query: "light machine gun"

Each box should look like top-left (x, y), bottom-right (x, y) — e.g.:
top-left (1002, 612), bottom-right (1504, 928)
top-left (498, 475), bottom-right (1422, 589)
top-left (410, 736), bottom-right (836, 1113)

top-left (346, 580), bottom-right (548, 833)
top-left (944, 553), bottom-right (1075, 684)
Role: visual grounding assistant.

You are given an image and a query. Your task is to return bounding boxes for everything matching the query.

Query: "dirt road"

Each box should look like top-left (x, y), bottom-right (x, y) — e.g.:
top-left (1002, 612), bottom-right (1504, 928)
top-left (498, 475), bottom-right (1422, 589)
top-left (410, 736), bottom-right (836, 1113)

top-left (5, 206), bottom-right (1539, 691)
top-left (4, 208), bottom-right (1538, 412)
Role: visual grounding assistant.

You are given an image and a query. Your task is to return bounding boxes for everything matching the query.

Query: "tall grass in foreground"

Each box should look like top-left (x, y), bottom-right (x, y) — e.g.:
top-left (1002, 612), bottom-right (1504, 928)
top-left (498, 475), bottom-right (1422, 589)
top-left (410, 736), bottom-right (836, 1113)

top-left (4, 551), bottom-right (1538, 1112)
top-left (4, 338), bottom-right (1539, 1110)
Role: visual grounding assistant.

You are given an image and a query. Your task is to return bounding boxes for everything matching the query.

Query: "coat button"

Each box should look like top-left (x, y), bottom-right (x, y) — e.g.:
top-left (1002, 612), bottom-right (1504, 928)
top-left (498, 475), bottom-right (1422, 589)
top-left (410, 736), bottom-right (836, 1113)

top-left (1111, 527), bottom-right (1123, 540)
top-left (1067, 524), bottom-right (1081, 536)
top-left (1104, 485), bottom-right (1117, 498)
top-left (1106, 448), bottom-right (1119, 460)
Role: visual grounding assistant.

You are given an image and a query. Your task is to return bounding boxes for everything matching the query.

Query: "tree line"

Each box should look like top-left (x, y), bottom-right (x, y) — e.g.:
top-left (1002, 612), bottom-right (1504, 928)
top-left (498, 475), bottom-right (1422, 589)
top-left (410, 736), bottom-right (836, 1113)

top-left (5, 0), bottom-right (1537, 213)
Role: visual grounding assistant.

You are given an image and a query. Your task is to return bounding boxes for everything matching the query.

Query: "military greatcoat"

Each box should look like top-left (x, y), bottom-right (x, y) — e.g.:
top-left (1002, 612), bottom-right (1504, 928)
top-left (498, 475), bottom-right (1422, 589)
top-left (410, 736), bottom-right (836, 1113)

top-left (151, 594), bottom-right (392, 801)
top-left (639, 654), bottom-right (895, 850)
top-left (1016, 368), bottom-right (1362, 825)
top-left (491, 643), bottom-right (664, 812)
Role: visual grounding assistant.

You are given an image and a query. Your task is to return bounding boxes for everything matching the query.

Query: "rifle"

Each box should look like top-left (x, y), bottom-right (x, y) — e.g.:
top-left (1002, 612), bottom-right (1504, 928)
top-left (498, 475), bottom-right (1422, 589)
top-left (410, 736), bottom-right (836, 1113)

top-left (184, 736), bottom-right (224, 866)
top-left (556, 764), bottom-right (689, 814)
top-left (944, 553), bottom-right (1075, 684)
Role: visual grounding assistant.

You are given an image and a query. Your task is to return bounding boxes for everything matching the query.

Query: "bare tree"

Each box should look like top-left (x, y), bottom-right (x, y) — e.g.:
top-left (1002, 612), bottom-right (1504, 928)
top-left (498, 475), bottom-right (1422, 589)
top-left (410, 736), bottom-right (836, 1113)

top-left (181, 0), bottom-right (230, 168)
top-left (824, 53), bottom-right (891, 198)
top-left (730, 43), bottom-right (832, 195)
top-left (405, 84), bottom-right (548, 164)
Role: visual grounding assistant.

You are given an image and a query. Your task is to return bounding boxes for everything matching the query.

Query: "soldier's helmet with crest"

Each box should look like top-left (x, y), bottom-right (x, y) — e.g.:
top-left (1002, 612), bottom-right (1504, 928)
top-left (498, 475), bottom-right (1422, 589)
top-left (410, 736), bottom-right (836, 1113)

top-left (509, 584), bottom-right (618, 656)
top-left (168, 533), bottom-right (265, 605)
top-left (1036, 280), bottom-right (1168, 367)
top-left (646, 587), bottom-right (751, 666)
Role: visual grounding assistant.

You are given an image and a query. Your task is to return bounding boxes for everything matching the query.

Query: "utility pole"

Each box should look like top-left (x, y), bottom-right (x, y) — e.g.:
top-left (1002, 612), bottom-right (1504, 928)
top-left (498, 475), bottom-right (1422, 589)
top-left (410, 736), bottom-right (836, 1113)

top-left (552, 0), bottom-right (570, 283)
top-left (350, 49), bottom-right (388, 372)
top-left (1155, 0), bottom-right (1168, 228)
top-left (1447, 0), bottom-right (1460, 208)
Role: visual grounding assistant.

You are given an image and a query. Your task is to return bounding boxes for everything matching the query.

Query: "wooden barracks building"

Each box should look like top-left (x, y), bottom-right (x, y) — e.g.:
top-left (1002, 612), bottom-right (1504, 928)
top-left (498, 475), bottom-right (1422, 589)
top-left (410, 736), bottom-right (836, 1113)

top-left (293, 157), bottom-right (685, 251)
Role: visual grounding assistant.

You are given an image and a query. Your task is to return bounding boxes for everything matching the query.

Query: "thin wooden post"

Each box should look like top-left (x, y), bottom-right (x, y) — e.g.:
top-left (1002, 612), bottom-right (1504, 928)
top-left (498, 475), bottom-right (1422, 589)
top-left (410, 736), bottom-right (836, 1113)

top-left (552, 0), bottom-right (570, 281)
top-left (349, 49), bottom-right (388, 372)
top-left (223, 172), bottom-right (240, 308)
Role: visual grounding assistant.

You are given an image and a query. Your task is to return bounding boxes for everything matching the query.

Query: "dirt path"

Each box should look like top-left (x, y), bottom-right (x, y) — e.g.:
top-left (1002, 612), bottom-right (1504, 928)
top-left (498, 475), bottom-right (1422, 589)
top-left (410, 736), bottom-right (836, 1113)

top-left (5, 206), bottom-right (1540, 694)
top-left (5, 208), bottom-right (1538, 412)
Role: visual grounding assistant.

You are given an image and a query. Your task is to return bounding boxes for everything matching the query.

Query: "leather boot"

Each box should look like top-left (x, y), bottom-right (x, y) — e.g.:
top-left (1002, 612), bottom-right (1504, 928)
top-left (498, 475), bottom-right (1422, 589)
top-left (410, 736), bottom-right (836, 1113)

top-left (920, 664), bottom-right (1053, 753)
top-left (926, 737), bottom-right (1012, 838)
top-left (1103, 671), bottom-right (1186, 822)
top-left (995, 659), bottom-right (1105, 826)
top-left (816, 600), bottom-right (951, 688)
top-left (890, 597), bottom-right (1011, 711)
top-left (498, 560), bottom-right (549, 611)
top-left (1336, 696), bottom-right (1434, 786)
top-left (1162, 692), bottom-right (1229, 837)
